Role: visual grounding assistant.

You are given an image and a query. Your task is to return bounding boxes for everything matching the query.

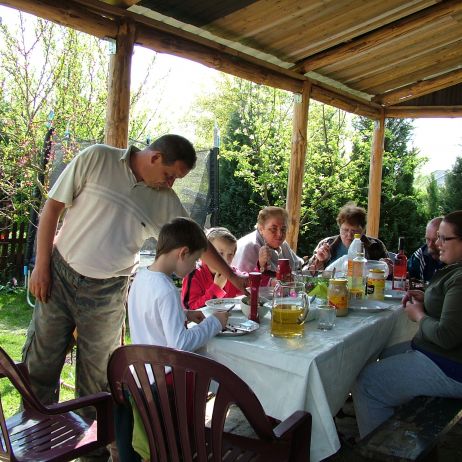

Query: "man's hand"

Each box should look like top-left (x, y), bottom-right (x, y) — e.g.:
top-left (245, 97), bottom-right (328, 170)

top-left (29, 264), bottom-right (52, 303)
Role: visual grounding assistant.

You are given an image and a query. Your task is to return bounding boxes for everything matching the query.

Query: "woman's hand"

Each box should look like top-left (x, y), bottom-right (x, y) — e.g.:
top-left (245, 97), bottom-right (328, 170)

top-left (186, 310), bottom-right (205, 324)
top-left (404, 297), bottom-right (426, 323)
top-left (258, 245), bottom-right (272, 271)
top-left (315, 242), bottom-right (331, 263)
top-left (402, 289), bottom-right (425, 306)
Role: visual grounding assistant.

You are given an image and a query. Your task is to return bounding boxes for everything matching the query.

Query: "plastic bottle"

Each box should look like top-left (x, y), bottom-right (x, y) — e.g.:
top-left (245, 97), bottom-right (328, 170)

top-left (349, 242), bottom-right (367, 300)
top-left (393, 237), bottom-right (408, 290)
top-left (347, 234), bottom-right (363, 280)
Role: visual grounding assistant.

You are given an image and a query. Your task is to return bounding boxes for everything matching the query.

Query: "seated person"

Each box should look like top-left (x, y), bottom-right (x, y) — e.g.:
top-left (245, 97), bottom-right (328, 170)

top-left (117, 217), bottom-right (229, 462)
top-left (408, 216), bottom-right (445, 282)
top-left (232, 206), bottom-right (304, 284)
top-left (306, 203), bottom-right (389, 272)
top-left (352, 210), bottom-right (462, 438)
top-left (181, 227), bottom-right (244, 309)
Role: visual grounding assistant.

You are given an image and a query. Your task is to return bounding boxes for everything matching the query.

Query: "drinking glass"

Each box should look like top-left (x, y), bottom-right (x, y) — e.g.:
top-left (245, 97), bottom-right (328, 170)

top-left (317, 304), bottom-right (336, 330)
top-left (271, 281), bottom-right (309, 338)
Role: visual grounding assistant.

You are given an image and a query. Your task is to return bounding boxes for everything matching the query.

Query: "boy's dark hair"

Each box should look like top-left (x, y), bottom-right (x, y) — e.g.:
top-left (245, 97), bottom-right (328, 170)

top-left (156, 217), bottom-right (207, 258)
top-left (149, 134), bottom-right (196, 169)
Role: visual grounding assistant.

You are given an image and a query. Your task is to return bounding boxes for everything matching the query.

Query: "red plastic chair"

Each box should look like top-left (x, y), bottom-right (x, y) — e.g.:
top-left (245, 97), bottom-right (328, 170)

top-left (0, 346), bottom-right (114, 462)
top-left (108, 344), bottom-right (312, 461)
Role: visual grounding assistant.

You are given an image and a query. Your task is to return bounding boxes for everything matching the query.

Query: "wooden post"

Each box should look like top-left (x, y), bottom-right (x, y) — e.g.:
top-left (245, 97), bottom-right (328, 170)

top-left (105, 19), bottom-right (136, 148)
top-left (366, 114), bottom-right (385, 238)
top-left (286, 81), bottom-right (311, 250)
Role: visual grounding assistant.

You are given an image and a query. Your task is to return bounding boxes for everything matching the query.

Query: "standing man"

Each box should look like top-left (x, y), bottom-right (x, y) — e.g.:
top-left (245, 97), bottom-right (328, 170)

top-left (25, 135), bottom-right (245, 461)
top-left (408, 216), bottom-right (445, 282)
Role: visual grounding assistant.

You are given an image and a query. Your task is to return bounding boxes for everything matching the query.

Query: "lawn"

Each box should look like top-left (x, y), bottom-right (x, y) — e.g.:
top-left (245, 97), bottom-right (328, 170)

top-left (0, 287), bottom-right (112, 417)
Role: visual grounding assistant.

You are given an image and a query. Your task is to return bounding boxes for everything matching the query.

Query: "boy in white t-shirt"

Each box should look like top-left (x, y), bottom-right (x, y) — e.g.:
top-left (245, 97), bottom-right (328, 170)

top-left (117, 217), bottom-right (229, 461)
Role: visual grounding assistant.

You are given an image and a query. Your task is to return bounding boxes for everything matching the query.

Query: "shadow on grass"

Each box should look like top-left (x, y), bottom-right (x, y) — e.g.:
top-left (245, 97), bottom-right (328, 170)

top-left (0, 289), bottom-right (33, 332)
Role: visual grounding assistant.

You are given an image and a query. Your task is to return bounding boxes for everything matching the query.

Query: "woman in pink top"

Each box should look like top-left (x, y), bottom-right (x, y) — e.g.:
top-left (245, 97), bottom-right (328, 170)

top-left (182, 227), bottom-right (244, 309)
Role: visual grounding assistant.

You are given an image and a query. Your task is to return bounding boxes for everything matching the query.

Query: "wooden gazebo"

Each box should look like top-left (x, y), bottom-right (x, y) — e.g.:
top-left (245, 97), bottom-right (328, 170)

top-left (3, 0), bottom-right (462, 248)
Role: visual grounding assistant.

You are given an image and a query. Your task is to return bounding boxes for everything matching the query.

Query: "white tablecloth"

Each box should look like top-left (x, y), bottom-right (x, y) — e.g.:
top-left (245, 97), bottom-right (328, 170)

top-left (198, 302), bottom-right (418, 462)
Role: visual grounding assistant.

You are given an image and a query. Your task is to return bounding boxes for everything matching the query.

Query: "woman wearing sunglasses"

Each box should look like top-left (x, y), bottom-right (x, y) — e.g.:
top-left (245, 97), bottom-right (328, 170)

top-left (353, 210), bottom-right (462, 438)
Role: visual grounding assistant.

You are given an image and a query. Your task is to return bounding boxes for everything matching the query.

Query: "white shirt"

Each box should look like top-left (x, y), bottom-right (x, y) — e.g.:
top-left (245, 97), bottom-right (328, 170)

top-left (49, 144), bottom-right (187, 278)
top-left (128, 269), bottom-right (222, 351)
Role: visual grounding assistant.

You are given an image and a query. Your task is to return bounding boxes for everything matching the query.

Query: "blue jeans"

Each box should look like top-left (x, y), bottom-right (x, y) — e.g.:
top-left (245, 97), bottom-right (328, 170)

top-left (352, 343), bottom-right (462, 438)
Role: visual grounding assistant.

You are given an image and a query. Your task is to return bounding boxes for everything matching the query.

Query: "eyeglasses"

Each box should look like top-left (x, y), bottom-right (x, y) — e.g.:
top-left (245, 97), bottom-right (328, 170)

top-left (425, 237), bottom-right (437, 245)
top-left (264, 226), bottom-right (287, 235)
top-left (340, 227), bottom-right (363, 237)
top-left (436, 233), bottom-right (461, 244)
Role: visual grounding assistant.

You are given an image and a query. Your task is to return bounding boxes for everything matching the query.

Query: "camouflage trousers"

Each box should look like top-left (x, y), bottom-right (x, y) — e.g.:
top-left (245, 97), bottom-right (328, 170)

top-left (22, 248), bottom-right (128, 453)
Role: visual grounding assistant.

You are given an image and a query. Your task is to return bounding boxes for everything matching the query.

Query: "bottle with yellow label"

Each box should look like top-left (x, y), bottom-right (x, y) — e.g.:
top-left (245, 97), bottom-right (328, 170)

top-left (327, 278), bottom-right (349, 316)
top-left (366, 268), bottom-right (386, 300)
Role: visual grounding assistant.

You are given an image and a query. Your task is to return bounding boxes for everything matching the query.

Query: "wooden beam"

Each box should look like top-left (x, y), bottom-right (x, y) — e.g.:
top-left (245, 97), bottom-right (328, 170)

top-left (385, 106), bottom-right (462, 118)
top-left (286, 82), bottom-right (311, 251)
top-left (0, 0), bottom-right (118, 38)
top-left (374, 68), bottom-right (462, 106)
top-left (366, 114), bottom-right (385, 239)
top-left (292, 0), bottom-right (462, 73)
top-left (311, 83), bottom-right (382, 119)
top-left (104, 19), bottom-right (136, 148)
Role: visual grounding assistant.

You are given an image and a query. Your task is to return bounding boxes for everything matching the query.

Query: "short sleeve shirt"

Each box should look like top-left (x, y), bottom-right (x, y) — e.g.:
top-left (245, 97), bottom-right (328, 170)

top-left (49, 144), bottom-right (188, 278)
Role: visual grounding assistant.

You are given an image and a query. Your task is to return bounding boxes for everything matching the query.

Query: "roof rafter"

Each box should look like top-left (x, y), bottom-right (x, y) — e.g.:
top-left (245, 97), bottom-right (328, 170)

top-left (291, 0), bottom-right (462, 74)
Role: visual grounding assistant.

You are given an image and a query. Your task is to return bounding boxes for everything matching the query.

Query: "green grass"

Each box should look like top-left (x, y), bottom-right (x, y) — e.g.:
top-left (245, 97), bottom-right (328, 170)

top-left (0, 288), bottom-right (77, 417)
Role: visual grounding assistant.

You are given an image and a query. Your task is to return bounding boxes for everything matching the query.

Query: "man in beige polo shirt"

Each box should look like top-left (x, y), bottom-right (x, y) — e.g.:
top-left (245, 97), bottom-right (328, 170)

top-left (24, 134), bottom-right (246, 462)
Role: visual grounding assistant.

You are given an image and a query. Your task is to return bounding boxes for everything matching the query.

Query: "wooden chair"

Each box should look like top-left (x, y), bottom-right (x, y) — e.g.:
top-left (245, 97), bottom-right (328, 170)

top-left (108, 344), bottom-right (312, 462)
top-left (0, 346), bottom-right (114, 462)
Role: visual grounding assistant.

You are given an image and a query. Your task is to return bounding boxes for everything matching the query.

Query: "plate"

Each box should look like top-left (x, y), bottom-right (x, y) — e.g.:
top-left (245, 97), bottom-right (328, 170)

top-left (217, 317), bottom-right (259, 337)
top-left (384, 290), bottom-right (405, 300)
top-left (349, 299), bottom-right (393, 312)
top-left (205, 298), bottom-right (239, 311)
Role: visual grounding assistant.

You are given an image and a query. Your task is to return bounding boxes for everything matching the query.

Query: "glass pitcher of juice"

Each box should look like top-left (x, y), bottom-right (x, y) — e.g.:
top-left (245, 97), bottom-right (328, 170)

top-left (271, 281), bottom-right (310, 338)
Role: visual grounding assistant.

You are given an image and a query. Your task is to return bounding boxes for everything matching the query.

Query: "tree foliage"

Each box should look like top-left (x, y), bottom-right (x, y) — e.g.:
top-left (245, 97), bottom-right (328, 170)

top-left (441, 156), bottom-right (462, 213)
top-left (192, 75), bottom-right (428, 255)
top-left (0, 12), bottom-right (161, 227)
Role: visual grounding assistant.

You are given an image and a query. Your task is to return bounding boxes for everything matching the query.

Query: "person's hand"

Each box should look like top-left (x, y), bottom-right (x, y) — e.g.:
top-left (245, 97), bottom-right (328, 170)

top-left (213, 311), bottom-right (229, 329)
top-left (29, 264), bottom-right (52, 303)
top-left (404, 297), bottom-right (426, 323)
top-left (379, 257), bottom-right (393, 275)
top-left (258, 245), bottom-right (272, 271)
top-left (402, 289), bottom-right (425, 306)
top-left (315, 243), bottom-right (331, 262)
top-left (214, 272), bottom-right (227, 289)
top-left (186, 310), bottom-right (205, 324)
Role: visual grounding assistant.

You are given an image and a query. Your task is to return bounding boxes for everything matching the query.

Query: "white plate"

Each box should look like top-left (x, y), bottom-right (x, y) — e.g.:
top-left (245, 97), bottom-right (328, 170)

top-left (384, 290), bottom-right (406, 300)
top-left (349, 299), bottom-right (393, 312)
top-left (205, 298), bottom-right (240, 311)
top-left (217, 316), bottom-right (259, 336)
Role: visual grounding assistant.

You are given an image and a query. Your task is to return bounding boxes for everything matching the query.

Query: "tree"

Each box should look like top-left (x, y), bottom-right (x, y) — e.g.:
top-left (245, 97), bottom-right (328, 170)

top-left (441, 156), bottom-right (462, 212)
top-left (425, 173), bottom-right (443, 218)
top-left (0, 12), bottom-right (164, 228)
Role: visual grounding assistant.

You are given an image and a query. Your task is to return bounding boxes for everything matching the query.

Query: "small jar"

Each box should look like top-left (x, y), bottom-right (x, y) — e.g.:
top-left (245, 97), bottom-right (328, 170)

top-left (366, 268), bottom-right (386, 300)
top-left (328, 278), bottom-right (349, 316)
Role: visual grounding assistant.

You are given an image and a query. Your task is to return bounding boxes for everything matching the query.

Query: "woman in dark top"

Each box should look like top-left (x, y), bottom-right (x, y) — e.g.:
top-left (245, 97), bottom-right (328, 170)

top-left (352, 210), bottom-right (462, 438)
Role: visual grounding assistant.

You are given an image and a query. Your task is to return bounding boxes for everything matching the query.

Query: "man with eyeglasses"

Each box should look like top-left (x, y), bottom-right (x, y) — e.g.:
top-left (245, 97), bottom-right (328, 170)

top-left (408, 216), bottom-right (445, 282)
top-left (306, 203), bottom-right (389, 271)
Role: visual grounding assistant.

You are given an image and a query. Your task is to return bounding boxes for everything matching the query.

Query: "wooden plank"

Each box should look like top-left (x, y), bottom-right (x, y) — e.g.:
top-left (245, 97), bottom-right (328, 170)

top-left (104, 19), bottom-right (136, 148)
top-left (353, 42), bottom-right (462, 94)
top-left (366, 114), bottom-right (385, 238)
top-left (293, 0), bottom-right (462, 73)
top-left (374, 68), bottom-right (462, 106)
top-left (286, 82), bottom-right (311, 251)
top-left (385, 106), bottom-right (462, 118)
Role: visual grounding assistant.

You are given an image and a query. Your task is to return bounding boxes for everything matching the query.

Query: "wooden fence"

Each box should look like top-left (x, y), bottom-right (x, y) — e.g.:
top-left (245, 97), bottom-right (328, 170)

top-left (0, 218), bottom-right (26, 283)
